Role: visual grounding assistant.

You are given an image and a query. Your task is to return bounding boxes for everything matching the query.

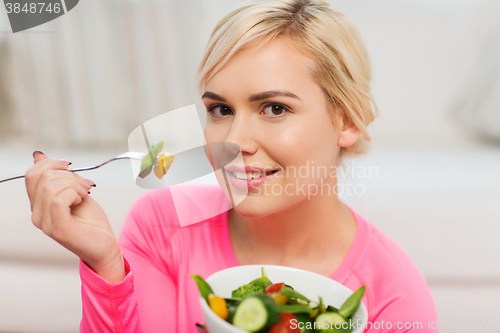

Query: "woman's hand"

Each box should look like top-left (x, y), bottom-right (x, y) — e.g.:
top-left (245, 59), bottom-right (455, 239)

top-left (25, 151), bottom-right (125, 283)
top-left (196, 323), bottom-right (209, 333)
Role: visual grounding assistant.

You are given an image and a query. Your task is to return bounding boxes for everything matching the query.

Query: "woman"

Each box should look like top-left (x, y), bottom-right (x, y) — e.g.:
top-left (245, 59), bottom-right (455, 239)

top-left (25, 0), bottom-right (438, 332)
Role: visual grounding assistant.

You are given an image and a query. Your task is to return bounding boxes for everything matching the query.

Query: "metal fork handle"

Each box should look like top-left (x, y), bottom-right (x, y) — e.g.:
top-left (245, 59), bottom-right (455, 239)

top-left (68, 156), bottom-right (134, 173)
top-left (0, 159), bottom-right (118, 183)
top-left (0, 153), bottom-right (145, 184)
top-left (0, 175), bottom-right (25, 183)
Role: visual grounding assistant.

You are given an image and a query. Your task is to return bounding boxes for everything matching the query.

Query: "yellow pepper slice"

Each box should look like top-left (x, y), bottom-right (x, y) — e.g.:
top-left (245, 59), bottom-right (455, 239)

top-left (154, 153), bottom-right (174, 179)
top-left (271, 293), bottom-right (289, 306)
top-left (208, 294), bottom-right (228, 320)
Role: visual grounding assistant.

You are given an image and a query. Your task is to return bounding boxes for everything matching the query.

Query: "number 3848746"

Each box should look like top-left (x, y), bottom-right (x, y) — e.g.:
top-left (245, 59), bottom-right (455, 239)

top-left (5, 2), bottom-right (61, 14)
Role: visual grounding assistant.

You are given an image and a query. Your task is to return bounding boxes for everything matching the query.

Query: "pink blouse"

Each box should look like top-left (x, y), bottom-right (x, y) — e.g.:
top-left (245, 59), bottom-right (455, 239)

top-left (79, 185), bottom-right (438, 332)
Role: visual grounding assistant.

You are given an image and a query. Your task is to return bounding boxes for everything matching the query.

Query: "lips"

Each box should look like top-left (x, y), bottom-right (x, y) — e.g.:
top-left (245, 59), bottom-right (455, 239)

top-left (224, 168), bottom-right (279, 190)
top-left (225, 165), bottom-right (279, 173)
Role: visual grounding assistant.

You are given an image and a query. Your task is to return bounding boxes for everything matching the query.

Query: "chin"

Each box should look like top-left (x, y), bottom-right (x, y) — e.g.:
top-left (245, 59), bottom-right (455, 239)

top-left (232, 200), bottom-right (278, 218)
top-left (232, 189), bottom-right (302, 218)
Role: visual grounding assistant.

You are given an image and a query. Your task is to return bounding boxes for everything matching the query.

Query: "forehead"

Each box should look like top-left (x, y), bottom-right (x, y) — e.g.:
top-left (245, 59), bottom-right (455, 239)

top-left (205, 38), bottom-right (317, 94)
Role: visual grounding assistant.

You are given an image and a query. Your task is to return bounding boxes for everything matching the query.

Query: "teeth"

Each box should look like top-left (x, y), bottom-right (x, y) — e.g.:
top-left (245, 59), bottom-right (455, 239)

top-left (230, 169), bottom-right (278, 180)
top-left (233, 171), bottom-right (265, 180)
top-left (234, 172), bottom-right (248, 180)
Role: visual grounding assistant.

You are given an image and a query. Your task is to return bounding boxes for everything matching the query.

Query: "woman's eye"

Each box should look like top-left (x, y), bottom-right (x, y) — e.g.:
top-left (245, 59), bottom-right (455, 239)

top-left (207, 104), bottom-right (289, 118)
top-left (261, 104), bottom-right (288, 117)
top-left (209, 105), bottom-right (233, 116)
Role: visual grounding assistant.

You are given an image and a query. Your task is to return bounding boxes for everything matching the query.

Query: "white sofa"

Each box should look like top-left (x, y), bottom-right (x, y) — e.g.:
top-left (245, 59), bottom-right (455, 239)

top-left (1, 139), bottom-right (499, 332)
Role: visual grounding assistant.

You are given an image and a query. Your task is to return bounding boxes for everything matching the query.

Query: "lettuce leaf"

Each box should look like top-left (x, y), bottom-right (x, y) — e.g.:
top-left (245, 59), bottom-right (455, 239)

top-left (231, 267), bottom-right (272, 298)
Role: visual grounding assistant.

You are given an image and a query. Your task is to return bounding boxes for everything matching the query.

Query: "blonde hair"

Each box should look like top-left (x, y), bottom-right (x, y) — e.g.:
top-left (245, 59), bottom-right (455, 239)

top-left (197, 0), bottom-right (377, 155)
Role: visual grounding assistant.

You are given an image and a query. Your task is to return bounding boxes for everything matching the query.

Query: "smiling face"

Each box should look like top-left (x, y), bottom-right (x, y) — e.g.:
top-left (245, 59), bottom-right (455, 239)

top-left (203, 37), bottom-right (357, 217)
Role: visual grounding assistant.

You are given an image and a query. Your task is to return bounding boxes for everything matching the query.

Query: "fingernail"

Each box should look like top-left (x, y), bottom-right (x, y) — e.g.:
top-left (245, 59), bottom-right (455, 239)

top-left (60, 159), bottom-right (72, 166)
top-left (84, 179), bottom-right (96, 187)
top-left (33, 151), bottom-right (44, 158)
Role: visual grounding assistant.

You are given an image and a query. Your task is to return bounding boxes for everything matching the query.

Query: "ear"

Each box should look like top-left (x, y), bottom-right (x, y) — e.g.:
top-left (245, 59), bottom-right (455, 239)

top-left (337, 113), bottom-right (360, 148)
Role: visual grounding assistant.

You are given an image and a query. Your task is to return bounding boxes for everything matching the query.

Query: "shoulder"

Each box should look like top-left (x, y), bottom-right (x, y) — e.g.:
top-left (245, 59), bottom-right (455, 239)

top-left (118, 184), bottom-right (230, 272)
top-left (347, 210), bottom-right (438, 327)
top-left (119, 184), bottom-right (229, 248)
top-left (126, 184), bottom-right (229, 227)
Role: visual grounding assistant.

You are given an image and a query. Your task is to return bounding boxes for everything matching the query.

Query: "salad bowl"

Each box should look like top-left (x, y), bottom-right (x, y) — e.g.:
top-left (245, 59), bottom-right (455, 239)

top-left (199, 265), bottom-right (368, 333)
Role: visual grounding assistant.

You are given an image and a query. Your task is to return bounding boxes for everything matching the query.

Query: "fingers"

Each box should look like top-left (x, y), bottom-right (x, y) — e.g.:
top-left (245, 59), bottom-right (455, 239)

top-left (47, 187), bottom-right (85, 242)
top-left (25, 153), bottom-right (72, 210)
top-left (32, 172), bottom-right (93, 229)
top-left (33, 178), bottom-right (89, 234)
top-left (196, 323), bottom-right (208, 333)
top-left (33, 168), bottom-right (92, 211)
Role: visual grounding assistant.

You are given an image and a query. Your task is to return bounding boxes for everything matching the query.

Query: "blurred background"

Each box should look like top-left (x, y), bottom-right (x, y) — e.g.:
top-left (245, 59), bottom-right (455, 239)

top-left (1, 0), bottom-right (500, 332)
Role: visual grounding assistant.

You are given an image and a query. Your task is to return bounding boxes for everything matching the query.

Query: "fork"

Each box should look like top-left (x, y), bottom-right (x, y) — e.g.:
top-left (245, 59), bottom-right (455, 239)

top-left (0, 152), bottom-right (146, 184)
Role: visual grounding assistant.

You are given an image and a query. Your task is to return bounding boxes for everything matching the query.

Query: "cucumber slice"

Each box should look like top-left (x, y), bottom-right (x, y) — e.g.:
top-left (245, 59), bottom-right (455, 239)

top-left (226, 301), bottom-right (238, 324)
top-left (315, 312), bottom-right (349, 333)
top-left (232, 294), bottom-right (280, 332)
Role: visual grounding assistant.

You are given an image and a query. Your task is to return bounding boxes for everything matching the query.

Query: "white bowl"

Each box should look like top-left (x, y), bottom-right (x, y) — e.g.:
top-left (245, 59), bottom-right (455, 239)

top-left (200, 265), bottom-right (367, 333)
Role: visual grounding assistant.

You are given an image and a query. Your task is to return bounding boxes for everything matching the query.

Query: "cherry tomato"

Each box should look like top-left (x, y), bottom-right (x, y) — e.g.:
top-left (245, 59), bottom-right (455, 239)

top-left (280, 313), bottom-right (300, 332)
top-left (280, 312), bottom-right (297, 324)
top-left (268, 323), bottom-right (293, 333)
top-left (268, 313), bottom-right (300, 333)
top-left (265, 282), bottom-right (285, 294)
top-left (265, 283), bottom-right (289, 305)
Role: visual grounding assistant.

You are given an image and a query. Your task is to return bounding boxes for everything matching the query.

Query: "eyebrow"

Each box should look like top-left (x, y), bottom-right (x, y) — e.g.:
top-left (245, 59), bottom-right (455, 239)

top-left (202, 90), bottom-right (300, 103)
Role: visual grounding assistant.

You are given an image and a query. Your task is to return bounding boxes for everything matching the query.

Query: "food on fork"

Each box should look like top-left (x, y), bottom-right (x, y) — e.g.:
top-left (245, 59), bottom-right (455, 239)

top-left (154, 153), bottom-right (174, 179)
top-left (138, 141), bottom-right (174, 179)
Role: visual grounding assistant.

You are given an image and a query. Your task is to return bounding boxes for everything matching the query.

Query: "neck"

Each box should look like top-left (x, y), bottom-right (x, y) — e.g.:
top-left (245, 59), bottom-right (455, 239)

top-left (228, 177), bottom-right (357, 272)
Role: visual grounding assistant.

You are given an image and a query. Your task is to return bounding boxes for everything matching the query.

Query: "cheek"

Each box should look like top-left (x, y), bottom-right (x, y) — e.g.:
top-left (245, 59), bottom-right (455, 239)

top-left (204, 123), bottom-right (222, 142)
top-left (204, 124), bottom-right (229, 152)
top-left (268, 118), bottom-right (338, 171)
top-left (204, 126), bottom-right (222, 169)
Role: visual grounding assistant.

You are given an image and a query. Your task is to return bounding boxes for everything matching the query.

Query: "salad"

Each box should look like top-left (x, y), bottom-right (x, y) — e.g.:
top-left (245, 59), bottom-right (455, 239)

top-left (138, 141), bottom-right (174, 179)
top-left (191, 268), bottom-right (365, 333)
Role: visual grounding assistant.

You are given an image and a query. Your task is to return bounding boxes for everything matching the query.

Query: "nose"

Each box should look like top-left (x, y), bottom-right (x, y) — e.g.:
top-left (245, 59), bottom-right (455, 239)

top-left (223, 113), bottom-right (258, 157)
top-left (224, 142), bottom-right (240, 156)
